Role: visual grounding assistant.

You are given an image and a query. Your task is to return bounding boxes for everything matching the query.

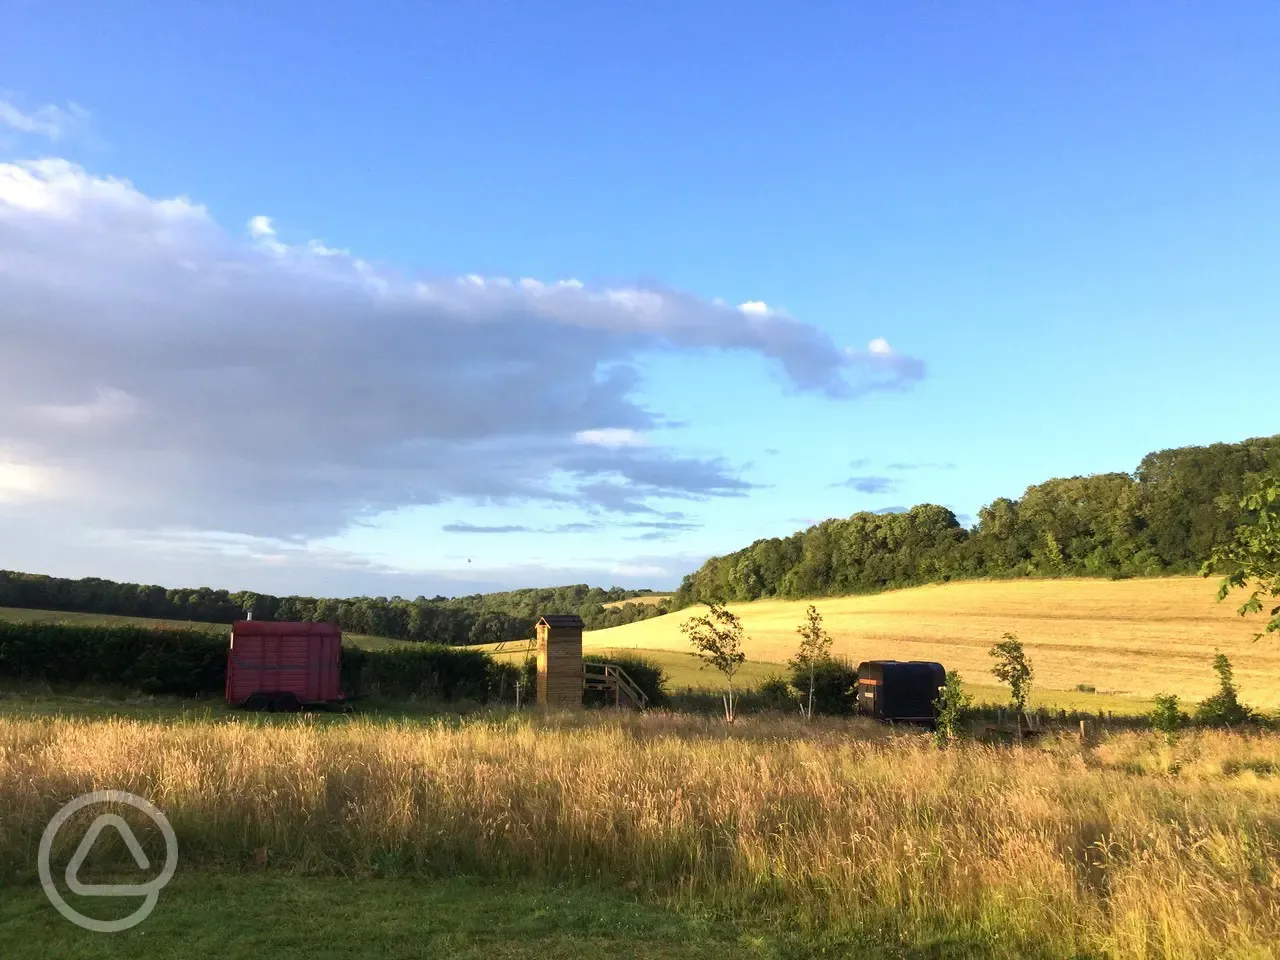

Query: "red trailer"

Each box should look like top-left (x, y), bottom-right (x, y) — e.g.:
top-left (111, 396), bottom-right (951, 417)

top-left (225, 620), bottom-right (345, 712)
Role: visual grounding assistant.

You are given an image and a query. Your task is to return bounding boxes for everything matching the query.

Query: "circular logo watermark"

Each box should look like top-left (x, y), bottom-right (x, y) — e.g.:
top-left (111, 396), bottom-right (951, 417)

top-left (38, 790), bottom-right (178, 933)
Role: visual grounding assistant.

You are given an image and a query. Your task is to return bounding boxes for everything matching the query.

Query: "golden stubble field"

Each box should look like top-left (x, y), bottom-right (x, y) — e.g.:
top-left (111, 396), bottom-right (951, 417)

top-left (584, 577), bottom-right (1280, 708)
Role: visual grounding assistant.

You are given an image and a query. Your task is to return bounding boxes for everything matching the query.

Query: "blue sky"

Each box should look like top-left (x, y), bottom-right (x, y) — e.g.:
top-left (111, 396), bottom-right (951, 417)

top-left (1, 2), bottom-right (1277, 597)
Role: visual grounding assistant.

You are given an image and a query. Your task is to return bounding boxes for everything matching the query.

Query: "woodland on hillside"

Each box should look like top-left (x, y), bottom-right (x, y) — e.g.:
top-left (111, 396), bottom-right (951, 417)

top-left (672, 434), bottom-right (1280, 607)
top-left (0, 574), bottom-right (665, 645)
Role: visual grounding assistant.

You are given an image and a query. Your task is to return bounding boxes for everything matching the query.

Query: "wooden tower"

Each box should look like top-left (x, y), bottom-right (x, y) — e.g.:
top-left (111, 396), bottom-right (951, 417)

top-left (536, 614), bottom-right (584, 710)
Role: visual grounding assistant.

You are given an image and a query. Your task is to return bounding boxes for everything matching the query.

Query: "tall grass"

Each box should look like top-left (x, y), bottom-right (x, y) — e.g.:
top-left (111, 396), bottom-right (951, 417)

top-left (2, 711), bottom-right (1277, 958)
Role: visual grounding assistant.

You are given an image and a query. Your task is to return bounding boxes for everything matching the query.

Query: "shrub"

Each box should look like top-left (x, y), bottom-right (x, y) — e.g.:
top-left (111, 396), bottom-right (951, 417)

top-left (340, 645), bottom-right (367, 696)
top-left (583, 653), bottom-right (668, 707)
top-left (790, 657), bottom-right (859, 716)
top-left (352, 645), bottom-right (492, 701)
top-left (1150, 693), bottom-right (1189, 742)
top-left (666, 685), bottom-right (805, 716)
top-left (757, 675), bottom-right (799, 712)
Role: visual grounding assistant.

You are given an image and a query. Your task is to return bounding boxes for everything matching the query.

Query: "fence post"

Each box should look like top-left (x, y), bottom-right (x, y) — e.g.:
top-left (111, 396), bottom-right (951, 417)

top-left (1079, 719), bottom-right (1086, 741)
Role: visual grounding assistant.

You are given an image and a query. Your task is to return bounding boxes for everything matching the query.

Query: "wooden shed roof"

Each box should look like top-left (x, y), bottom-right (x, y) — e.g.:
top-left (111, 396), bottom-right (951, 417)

top-left (537, 614), bottom-right (584, 628)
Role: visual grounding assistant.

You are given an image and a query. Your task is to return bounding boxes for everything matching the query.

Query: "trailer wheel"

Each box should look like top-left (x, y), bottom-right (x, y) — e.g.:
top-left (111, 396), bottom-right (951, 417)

top-left (244, 693), bottom-right (271, 712)
top-left (273, 692), bottom-right (301, 713)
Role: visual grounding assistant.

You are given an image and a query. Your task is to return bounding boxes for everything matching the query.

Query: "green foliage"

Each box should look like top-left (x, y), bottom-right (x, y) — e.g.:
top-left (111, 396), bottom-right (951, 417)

top-left (788, 604), bottom-right (833, 719)
top-left (933, 671), bottom-right (972, 746)
top-left (989, 632), bottom-right (1034, 714)
top-left (521, 654), bottom-right (537, 701)
top-left (1150, 694), bottom-right (1189, 742)
top-left (672, 434), bottom-right (1280, 608)
top-left (756, 675), bottom-right (798, 711)
top-left (1193, 654), bottom-right (1255, 728)
top-left (0, 621), bottom-right (496, 703)
top-left (1203, 474), bottom-right (1280, 641)
top-left (681, 603), bottom-right (748, 722)
top-left (0, 571), bottom-right (665, 646)
top-left (583, 653), bottom-right (669, 707)
top-left (0, 621), bottom-right (226, 695)
top-left (481, 654), bottom-right (539, 705)
top-left (788, 657), bottom-right (860, 716)
top-left (339, 645), bottom-right (493, 701)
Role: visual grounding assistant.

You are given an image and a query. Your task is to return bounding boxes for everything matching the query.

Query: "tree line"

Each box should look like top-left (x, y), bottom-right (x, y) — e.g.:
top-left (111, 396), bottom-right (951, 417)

top-left (672, 434), bottom-right (1280, 607)
top-left (0, 573), bottom-right (667, 646)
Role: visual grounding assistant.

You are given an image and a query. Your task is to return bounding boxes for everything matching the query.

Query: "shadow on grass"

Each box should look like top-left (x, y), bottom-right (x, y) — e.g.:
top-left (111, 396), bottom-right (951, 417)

top-left (0, 871), bottom-right (1073, 960)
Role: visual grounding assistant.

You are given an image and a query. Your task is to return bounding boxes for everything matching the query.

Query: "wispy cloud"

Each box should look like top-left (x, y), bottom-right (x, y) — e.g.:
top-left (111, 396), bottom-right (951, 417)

top-left (442, 522), bottom-right (531, 534)
top-left (835, 475), bottom-right (897, 494)
top-left (442, 518), bottom-right (701, 539)
top-left (886, 461), bottom-right (956, 471)
top-left (0, 98), bottom-right (88, 141)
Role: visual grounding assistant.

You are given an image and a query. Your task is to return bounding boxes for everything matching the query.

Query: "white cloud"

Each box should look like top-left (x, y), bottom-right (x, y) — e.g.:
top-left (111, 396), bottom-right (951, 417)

top-left (246, 214), bottom-right (289, 255)
top-left (841, 337), bottom-right (926, 391)
top-left (247, 215), bottom-right (275, 238)
top-left (0, 157), bottom-right (926, 552)
top-left (0, 460), bottom-right (61, 503)
top-left (738, 300), bottom-right (770, 315)
top-left (0, 98), bottom-right (88, 141)
top-left (575, 428), bottom-right (648, 448)
top-left (307, 238), bottom-right (346, 257)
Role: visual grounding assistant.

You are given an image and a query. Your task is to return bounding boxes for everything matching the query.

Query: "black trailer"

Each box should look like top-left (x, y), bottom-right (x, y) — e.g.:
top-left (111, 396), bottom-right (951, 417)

top-left (856, 660), bottom-right (946, 725)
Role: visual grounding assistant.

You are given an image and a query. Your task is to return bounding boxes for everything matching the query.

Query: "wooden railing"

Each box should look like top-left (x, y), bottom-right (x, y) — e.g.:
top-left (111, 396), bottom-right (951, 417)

top-left (583, 662), bottom-right (650, 710)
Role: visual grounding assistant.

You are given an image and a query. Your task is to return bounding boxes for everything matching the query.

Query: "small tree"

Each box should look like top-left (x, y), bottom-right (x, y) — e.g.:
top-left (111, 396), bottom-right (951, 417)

top-left (989, 632), bottom-right (1034, 727)
top-left (681, 602), bottom-right (748, 723)
top-left (1203, 475), bottom-right (1280, 641)
top-left (1194, 653), bottom-right (1254, 727)
top-left (932, 670), bottom-right (971, 746)
top-left (789, 605), bottom-right (833, 720)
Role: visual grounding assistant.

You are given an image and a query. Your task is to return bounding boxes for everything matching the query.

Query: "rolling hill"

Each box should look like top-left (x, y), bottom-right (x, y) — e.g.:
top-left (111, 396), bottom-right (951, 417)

top-left (580, 576), bottom-right (1280, 708)
top-left (7, 575), bottom-right (1275, 711)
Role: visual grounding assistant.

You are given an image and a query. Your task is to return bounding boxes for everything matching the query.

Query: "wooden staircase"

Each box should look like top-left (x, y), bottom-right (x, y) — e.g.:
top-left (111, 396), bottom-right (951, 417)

top-left (583, 662), bottom-right (649, 710)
